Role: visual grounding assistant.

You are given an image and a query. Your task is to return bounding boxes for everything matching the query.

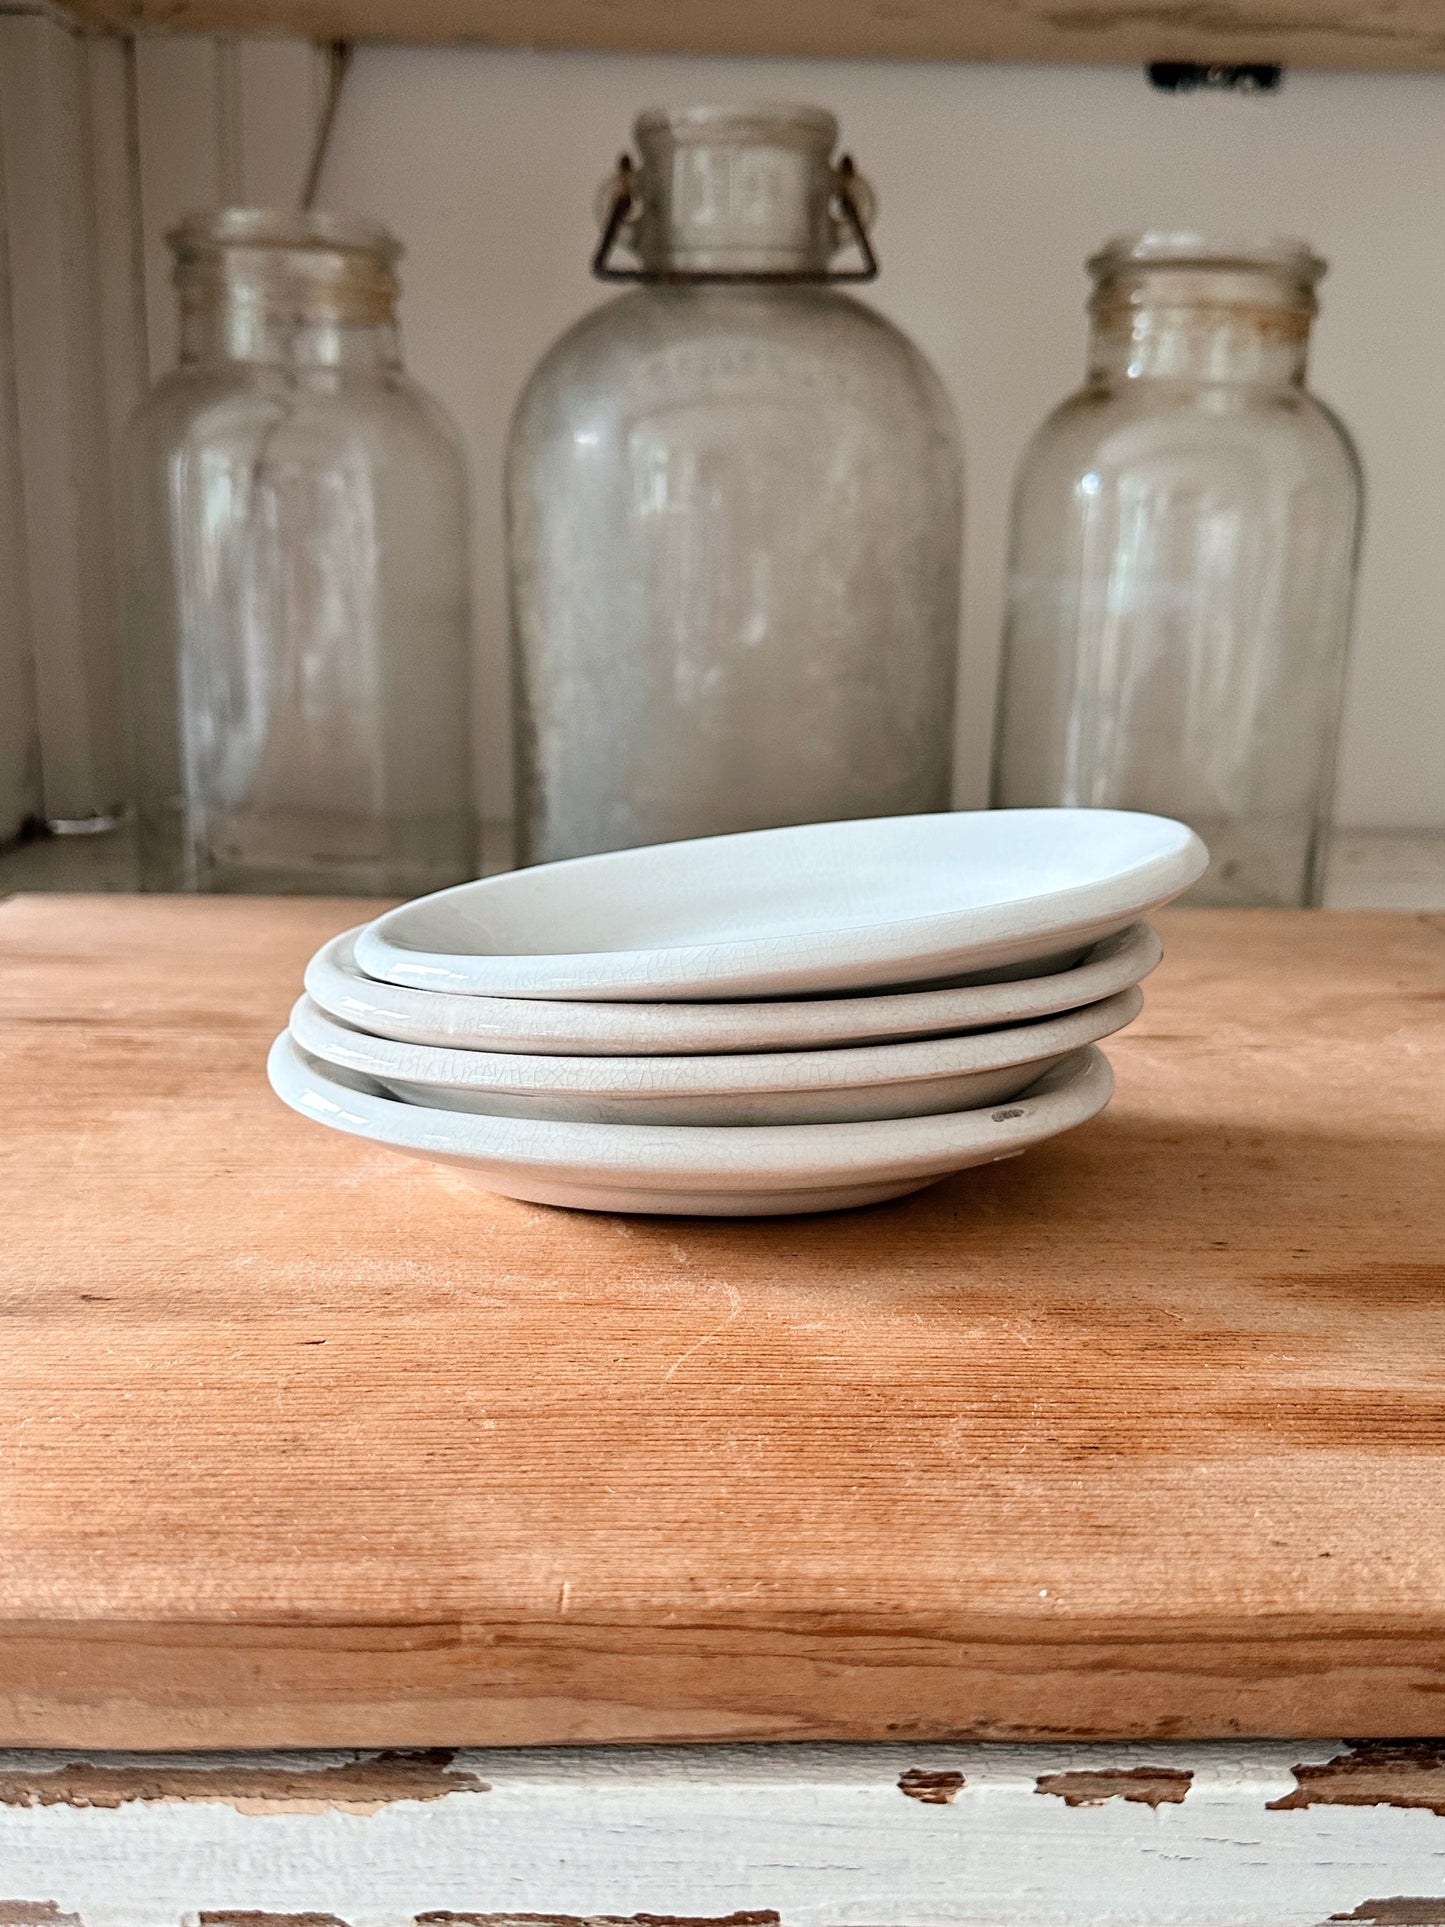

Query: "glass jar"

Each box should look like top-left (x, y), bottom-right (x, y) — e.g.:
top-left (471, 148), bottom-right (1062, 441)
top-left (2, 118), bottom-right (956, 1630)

top-left (507, 104), bottom-right (963, 866)
top-left (126, 209), bottom-right (474, 893)
top-left (993, 233), bottom-right (1362, 907)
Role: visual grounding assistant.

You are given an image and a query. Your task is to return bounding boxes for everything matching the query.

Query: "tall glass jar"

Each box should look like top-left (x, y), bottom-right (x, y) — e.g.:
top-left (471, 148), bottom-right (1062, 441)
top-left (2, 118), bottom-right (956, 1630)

top-left (993, 233), bottom-right (1362, 907)
top-left (126, 209), bottom-right (474, 894)
top-left (507, 104), bottom-right (963, 865)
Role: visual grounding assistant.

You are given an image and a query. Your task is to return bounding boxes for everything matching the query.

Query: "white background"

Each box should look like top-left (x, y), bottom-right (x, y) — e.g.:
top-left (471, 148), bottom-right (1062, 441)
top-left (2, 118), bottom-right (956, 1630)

top-left (135, 44), bottom-right (1445, 830)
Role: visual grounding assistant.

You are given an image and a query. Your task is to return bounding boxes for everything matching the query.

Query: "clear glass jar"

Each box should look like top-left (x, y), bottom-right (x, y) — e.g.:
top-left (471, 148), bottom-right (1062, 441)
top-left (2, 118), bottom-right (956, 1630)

top-left (507, 104), bottom-right (963, 866)
top-left (993, 233), bottom-right (1362, 907)
top-left (126, 209), bottom-right (474, 893)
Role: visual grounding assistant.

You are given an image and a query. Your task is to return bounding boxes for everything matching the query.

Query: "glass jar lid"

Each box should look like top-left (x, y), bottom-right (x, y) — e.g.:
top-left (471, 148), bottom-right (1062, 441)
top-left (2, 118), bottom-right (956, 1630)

top-left (633, 102), bottom-right (839, 151)
top-left (620, 102), bottom-right (862, 279)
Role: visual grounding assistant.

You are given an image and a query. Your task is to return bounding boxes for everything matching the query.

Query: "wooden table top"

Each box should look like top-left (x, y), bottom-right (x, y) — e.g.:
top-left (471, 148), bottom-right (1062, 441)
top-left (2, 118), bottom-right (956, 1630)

top-left (1, 894), bottom-right (1443, 1749)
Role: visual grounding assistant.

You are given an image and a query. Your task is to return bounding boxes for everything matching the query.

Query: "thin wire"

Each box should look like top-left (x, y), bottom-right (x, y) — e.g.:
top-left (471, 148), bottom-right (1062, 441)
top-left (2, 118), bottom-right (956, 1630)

top-left (300, 40), bottom-right (353, 211)
top-left (216, 41), bottom-right (245, 205)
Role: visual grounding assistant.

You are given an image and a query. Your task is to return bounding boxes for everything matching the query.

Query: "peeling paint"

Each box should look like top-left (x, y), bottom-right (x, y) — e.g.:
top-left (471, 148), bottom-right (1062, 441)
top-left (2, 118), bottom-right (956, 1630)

top-left (412, 1915), bottom-right (781, 1926)
top-left (3, 1743), bottom-right (1445, 1925)
top-left (898, 1768), bottom-right (966, 1804)
top-left (1270, 1743), bottom-right (1445, 1817)
top-left (0, 1750), bottom-right (488, 1816)
top-left (197, 1915), bottom-right (351, 1926)
top-left (1035, 1766), bottom-right (1193, 1808)
top-left (1329, 1903), bottom-right (1445, 1925)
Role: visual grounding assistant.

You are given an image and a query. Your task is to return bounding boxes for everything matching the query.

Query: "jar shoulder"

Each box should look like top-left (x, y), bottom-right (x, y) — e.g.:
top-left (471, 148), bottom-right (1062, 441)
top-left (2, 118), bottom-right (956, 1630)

top-left (512, 286), bottom-right (956, 436)
top-left (1019, 380), bottom-right (1360, 483)
top-left (130, 364), bottom-right (465, 471)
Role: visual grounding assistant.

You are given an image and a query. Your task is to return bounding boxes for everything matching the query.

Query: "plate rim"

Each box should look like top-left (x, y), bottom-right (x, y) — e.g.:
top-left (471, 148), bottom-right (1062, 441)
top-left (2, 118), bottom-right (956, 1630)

top-left (352, 810), bottom-right (1205, 1001)
top-left (307, 919), bottom-right (1162, 1054)
top-left (267, 1031), bottom-right (1115, 1188)
top-left (286, 984), bottom-right (1142, 1099)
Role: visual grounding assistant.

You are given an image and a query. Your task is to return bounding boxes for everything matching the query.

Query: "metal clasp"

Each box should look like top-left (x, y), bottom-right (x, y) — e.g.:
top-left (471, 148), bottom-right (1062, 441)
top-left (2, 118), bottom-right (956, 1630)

top-left (591, 153), bottom-right (879, 285)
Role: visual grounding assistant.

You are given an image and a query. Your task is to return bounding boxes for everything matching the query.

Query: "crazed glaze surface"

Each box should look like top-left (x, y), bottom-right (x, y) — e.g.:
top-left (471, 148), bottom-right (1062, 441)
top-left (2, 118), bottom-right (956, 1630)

top-left (353, 810), bottom-right (1206, 1000)
top-left (308, 921), bottom-right (1161, 1055)
top-left (266, 1033), bottom-right (1114, 1214)
top-left (286, 985), bottom-right (1141, 1125)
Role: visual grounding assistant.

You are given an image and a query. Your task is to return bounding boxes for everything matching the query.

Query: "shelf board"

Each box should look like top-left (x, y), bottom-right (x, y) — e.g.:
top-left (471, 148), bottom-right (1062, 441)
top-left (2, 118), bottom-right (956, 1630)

top-left (57, 0), bottom-right (1445, 73)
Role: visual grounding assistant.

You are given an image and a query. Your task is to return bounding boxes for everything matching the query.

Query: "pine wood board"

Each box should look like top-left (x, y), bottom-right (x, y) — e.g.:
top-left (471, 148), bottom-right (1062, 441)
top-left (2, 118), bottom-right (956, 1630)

top-left (57, 0), bottom-right (1445, 75)
top-left (0, 893), bottom-right (1443, 1749)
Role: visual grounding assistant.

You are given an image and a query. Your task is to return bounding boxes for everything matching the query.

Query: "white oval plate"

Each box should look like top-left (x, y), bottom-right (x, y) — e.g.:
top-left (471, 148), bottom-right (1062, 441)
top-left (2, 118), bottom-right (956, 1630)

top-left (288, 984), bottom-right (1140, 1127)
top-left (267, 1032), bottom-right (1114, 1217)
top-left (352, 809), bottom-right (1205, 1002)
top-left (308, 922), bottom-right (1161, 1057)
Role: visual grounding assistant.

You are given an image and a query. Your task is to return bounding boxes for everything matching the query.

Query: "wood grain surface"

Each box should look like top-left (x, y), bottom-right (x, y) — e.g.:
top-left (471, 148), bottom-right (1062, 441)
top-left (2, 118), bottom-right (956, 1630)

top-left (57, 0), bottom-right (1445, 75)
top-left (1, 894), bottom-right (1443, 1749)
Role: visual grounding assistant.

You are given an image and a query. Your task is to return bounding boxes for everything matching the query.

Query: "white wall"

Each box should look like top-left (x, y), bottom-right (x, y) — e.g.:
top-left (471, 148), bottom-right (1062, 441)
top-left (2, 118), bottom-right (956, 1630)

top-left (0, 13), bottom-right (143, 827)
top-left (136, 45), bottom-right (1445, 831)
top-left (0, 57), bottom-right (39, 845)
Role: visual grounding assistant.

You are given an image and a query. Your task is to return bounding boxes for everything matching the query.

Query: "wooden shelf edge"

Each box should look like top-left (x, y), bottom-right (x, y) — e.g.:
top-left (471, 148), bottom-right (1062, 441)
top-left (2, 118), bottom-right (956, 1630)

top-left (53, 0), bottom-right (1445, 74)
top-left (5, 1615), bottom-right (1445, 1749)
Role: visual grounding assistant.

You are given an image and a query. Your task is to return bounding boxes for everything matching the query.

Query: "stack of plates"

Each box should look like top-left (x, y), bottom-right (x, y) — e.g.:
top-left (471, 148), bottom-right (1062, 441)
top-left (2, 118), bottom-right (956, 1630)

top-left (269, 809), bottom-right (1206, 1216)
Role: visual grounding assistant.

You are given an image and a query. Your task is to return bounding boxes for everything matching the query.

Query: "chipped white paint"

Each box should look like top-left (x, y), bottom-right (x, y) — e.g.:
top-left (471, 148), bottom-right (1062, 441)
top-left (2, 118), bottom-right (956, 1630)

top-left (2, 1741), bottom-right (1445, 1926)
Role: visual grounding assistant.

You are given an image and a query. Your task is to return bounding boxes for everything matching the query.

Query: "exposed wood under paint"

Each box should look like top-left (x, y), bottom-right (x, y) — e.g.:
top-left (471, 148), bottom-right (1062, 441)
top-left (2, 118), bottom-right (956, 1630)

top-left (1268, 1742), bottom-right (1445, 1816)
top-left (50, 0), bottom-right (1445, 74)
top-left (1330, 1907), bottom-right (1445, 1925)
top-left (1034, 1764), bottom-right (1193, 1807)
top-left (0, 1747), bottom-right (487, 1815)
top-left (898, 1766), bottom-right (967, 1803)
top-left (193, 1915), bottom-right (351, 1927)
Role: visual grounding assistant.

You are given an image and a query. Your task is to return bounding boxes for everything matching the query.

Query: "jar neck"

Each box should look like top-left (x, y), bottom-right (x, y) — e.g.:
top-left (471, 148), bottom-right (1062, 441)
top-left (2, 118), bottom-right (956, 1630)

top-left (169, 211), bottom-right (404, 372)
top-left (632, 105), bottom-right (838, 275)
top-left (1086, 257), bottom-right (1317, 388)
top-left (1087, 307), bottom-right (1310, 386)
top-left (178, 307), bottom-right (401, 369)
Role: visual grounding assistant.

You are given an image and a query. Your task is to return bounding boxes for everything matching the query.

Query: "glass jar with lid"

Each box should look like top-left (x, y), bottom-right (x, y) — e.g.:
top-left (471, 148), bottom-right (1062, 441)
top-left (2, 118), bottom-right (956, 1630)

top-left (126, 209), bottom-right (474, 893)
top-left (507, 104), bottom-right (963, 866)
top-left (993, 232), bottom-right (1362, 906)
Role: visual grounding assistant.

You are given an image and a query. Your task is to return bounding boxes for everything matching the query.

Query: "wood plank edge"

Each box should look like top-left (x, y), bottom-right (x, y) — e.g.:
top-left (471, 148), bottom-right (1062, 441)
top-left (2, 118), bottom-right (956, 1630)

top-left (47, 2), bottom-right (1445, 76)
top-left (4, 1617), bottom-right (1445, 1748)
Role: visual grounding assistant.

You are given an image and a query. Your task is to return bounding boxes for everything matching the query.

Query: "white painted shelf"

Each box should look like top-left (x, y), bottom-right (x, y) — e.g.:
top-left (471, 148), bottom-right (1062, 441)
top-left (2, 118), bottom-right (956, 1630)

top-left (0, 1739), bottom-right (1441, 1925)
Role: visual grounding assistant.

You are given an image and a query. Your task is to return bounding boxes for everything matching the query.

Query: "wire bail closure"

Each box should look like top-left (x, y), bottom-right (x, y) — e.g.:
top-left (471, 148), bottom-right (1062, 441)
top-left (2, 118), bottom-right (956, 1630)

top-left (591, 153), bottom-right (879, 284)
